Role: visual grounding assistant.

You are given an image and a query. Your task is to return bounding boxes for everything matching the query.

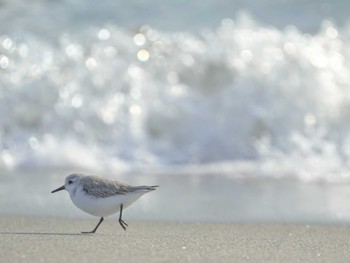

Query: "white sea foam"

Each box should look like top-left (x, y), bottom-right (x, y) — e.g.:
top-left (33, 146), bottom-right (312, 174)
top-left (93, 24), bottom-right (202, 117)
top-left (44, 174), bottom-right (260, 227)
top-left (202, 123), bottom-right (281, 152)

top-left (1, 13), bottom-right (350, 180)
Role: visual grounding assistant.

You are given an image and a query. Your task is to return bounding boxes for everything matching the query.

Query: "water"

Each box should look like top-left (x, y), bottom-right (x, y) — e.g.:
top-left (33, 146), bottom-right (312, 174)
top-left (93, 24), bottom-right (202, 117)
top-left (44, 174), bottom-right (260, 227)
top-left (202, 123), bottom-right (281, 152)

top-left (1, 0), bottom-right (350, 223)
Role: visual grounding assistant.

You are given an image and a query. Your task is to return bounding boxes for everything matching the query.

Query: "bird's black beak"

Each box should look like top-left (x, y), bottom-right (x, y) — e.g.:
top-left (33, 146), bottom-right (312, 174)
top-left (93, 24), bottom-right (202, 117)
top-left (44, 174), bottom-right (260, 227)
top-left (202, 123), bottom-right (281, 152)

top-left (51, 185), bottom-right (65, 193)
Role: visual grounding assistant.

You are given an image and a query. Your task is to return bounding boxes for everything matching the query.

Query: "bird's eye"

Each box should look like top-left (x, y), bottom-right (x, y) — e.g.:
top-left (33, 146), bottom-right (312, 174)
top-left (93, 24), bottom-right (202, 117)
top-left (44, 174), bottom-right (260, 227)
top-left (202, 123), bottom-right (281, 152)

top-left (68, 180), bottom-right (73, 184)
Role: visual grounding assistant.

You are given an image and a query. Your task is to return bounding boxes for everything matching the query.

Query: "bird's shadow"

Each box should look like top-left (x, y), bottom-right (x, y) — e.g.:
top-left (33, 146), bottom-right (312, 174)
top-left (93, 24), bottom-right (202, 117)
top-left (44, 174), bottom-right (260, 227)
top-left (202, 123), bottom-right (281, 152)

top-left (0, 231), bottom-right (91, 236)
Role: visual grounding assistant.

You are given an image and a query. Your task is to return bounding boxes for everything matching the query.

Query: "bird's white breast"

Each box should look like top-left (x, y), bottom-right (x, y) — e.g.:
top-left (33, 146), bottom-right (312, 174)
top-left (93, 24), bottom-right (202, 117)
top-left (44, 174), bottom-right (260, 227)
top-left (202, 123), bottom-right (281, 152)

top-left (69, 187), bottom-right (146, 217)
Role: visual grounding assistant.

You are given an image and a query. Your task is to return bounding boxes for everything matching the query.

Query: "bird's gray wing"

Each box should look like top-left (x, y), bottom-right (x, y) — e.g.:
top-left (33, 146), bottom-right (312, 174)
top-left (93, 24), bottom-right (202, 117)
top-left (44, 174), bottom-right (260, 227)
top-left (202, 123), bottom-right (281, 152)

top-left (82, 176), bottom-right (132, 198)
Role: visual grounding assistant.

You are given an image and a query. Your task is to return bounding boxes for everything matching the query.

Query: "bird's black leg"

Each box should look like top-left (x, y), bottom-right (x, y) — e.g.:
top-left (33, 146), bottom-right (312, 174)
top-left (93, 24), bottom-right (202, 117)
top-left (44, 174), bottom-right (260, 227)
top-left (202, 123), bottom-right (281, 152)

top-left (82, 217), bottom-right (104, 234)
top-left (119, 204), bottom-right (128, 231)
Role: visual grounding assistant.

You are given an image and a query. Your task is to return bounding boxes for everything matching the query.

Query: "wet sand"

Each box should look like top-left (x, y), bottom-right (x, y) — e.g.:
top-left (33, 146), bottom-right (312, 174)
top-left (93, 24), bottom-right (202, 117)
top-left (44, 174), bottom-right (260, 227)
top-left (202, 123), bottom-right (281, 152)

top-left (1, 215), bottom-right (350, 263)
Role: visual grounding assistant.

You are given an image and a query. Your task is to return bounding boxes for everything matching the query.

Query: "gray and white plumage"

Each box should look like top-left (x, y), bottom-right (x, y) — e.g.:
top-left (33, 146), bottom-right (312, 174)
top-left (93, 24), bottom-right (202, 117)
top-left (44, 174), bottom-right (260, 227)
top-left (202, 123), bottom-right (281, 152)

top-left (78, 174), bottom-right (158, 198)
top-left (51, 173), bottom-right (158, 233)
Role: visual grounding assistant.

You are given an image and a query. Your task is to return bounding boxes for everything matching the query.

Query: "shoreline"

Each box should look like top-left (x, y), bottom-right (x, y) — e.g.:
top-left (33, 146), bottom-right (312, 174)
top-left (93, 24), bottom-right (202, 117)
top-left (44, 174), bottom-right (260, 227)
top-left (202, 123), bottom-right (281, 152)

top-left (1, 215), bottom-right (350, 262)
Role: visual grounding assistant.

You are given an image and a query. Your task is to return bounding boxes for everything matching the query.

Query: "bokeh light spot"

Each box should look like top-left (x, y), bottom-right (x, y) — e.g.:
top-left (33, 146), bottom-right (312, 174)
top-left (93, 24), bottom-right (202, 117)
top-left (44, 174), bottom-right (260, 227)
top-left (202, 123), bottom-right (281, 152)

top-left (137, 49), bottom-right (150, 62)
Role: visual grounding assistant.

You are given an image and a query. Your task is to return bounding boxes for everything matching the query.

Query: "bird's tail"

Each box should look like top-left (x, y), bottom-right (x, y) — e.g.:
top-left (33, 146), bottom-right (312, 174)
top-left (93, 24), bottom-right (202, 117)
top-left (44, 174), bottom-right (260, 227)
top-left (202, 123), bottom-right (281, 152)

top-left (133, 185), bottom-right (159, 192)
top-left (147, 185), bottom-right (159, 191)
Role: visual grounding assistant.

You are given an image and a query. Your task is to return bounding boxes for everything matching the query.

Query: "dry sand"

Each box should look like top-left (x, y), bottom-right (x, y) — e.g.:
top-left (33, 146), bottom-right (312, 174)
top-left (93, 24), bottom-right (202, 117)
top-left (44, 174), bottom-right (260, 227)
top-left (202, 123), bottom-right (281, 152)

top-left (1, 215), bottom-right (350, 263)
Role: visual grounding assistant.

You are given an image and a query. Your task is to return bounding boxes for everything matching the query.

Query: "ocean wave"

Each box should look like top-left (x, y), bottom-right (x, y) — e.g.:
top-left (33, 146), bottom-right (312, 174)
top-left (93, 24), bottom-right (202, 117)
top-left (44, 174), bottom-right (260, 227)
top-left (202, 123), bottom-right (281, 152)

top-left (1, 14), bottom-right (350, 180)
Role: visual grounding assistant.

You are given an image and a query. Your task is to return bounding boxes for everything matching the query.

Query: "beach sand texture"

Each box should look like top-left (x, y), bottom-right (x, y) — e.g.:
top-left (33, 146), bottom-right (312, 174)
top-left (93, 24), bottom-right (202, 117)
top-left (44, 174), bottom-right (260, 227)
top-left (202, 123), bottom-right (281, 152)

top-left (1, 216), bottom-right (350, 263)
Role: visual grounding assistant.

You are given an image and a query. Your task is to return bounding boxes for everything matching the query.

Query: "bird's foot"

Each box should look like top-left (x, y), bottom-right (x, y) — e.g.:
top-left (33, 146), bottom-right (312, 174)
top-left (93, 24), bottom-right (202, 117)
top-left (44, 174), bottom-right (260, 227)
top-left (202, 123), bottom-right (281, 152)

top-left (119, 219), bottom-right (128, 231)
top-left (81, 230), bottom-right (96, 234)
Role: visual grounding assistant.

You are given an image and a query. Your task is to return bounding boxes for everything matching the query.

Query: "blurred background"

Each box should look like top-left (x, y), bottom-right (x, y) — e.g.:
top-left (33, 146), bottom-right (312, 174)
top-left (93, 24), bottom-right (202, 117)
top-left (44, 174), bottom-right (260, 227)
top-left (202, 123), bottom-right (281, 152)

top-left (1, 0), bottom-right (350, 223)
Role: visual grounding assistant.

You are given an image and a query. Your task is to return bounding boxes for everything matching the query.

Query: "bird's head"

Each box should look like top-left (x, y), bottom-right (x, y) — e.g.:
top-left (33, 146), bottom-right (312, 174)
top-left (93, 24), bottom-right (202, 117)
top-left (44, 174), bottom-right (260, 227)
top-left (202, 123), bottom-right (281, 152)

top-left (51, 174), bottom-right (82, 194)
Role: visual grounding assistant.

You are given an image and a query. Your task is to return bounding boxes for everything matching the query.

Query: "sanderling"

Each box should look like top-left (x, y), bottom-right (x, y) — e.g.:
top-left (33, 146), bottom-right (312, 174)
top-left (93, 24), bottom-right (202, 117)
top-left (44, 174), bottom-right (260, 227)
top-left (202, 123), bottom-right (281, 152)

top-left (51, 173), bottom-right (158, 233)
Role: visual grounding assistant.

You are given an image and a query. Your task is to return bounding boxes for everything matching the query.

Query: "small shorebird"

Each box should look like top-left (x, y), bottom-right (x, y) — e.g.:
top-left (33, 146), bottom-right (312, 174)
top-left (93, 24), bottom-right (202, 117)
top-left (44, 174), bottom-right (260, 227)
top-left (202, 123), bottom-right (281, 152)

top-left (51, 174), bottom-right (158, 233)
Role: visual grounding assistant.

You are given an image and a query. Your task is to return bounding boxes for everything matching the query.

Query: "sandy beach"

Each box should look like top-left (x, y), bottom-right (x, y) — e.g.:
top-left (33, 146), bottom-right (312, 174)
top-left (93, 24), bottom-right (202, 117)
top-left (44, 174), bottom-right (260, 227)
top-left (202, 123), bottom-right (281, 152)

top-left (1, 215), bottom-right (349, 263)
